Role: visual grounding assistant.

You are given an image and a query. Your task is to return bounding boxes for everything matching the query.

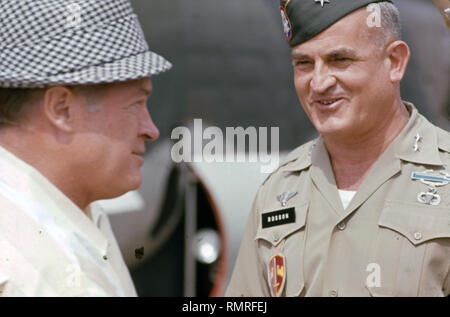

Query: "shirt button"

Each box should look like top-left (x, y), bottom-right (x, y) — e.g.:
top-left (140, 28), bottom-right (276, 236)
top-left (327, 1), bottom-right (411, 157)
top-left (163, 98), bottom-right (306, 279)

top-left (103, 255), bottom-right (108, 260)
top-left (273, 232), bottom-right (280, 243)
top-left (414, 232), bottom-right (422, 240)
top-left (337, 222), bottom-right (346, 231)
top-left (329, 290), bottom-right (338, 297)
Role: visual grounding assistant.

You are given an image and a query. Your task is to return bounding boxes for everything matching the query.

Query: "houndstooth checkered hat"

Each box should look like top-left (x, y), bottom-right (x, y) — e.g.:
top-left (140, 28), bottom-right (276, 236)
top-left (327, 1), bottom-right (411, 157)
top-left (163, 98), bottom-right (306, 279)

top-left (0, 0), bottom-right (172, 88)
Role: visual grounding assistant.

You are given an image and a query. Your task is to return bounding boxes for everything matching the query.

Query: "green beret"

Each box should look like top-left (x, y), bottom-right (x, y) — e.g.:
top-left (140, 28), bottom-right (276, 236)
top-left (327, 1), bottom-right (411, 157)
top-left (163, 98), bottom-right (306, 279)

top-left (280, 0), bottom-right (393, 47)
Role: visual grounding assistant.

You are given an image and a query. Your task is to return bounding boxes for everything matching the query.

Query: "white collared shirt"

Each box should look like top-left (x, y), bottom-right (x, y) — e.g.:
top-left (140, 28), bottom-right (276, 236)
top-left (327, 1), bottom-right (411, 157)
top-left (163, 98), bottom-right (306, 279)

top-left (0, 146), bottom-right (137, 296)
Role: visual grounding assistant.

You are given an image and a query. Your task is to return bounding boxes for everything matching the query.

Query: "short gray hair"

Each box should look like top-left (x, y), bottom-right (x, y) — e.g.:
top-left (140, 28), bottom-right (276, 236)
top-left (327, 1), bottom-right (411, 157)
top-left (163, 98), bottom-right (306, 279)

top-left (379, 1), bottom-right (402, 40)
top-left (365, 1), bottom-right (402, 49)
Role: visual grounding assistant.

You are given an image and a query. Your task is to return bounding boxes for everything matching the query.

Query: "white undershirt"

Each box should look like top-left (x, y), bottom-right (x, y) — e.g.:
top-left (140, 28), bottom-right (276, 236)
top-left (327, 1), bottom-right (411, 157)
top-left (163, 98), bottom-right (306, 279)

top-left (338, 189), bottom-right (357, 209)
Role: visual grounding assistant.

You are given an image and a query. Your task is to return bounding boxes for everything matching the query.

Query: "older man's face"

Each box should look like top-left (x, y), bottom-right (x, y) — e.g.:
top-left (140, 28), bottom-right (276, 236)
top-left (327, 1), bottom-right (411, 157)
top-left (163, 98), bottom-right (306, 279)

top-left (76, 77), bottom-right (159, 200)
top-left (290, 8), bottom-right (396, 139)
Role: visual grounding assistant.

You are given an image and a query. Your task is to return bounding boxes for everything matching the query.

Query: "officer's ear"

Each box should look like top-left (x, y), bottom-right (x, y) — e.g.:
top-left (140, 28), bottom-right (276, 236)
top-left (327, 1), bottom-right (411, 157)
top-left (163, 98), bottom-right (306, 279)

top-left (42, 86), bottom-right (80, 133)
top-left (385, 40), bottom-right (410, 84)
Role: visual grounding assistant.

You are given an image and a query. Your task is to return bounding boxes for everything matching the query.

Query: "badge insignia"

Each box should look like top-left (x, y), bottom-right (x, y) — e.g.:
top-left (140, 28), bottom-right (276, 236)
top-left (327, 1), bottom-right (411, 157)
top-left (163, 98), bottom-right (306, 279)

top-left (411, 170), bottom-right (450, 206)
top-left (411, 170), bottom-right (450, 184)
top-left (314, 0), bottom-right (330, 8)
top-left (262, 207), bottom-right (296, 228)
top-left (280, 6), bottom-right (293, 41)
top-left (267, 253), bottom-right (286, 297)
top-left (417, 187), bottom-right (441, 206)
top-left (413, 133), bottom-right (422, 152)
top-left (277, 191), bottom-right (297, 207)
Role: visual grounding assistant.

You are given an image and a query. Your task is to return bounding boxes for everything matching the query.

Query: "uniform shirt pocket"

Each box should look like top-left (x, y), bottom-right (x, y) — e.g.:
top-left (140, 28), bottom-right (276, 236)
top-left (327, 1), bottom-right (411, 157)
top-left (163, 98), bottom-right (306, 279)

top-left (379, 200), bottom-right (450, 245)
top-left (370, 200), bottom-right (450, 296)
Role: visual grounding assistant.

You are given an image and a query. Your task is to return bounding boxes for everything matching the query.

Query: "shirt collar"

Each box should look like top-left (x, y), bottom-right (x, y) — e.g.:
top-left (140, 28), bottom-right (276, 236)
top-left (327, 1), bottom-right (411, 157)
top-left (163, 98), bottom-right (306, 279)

top-left (279, 101), bottom-right (444, 173)
top-left (393, 102), bottom-right (443, 166)
top-left (280, 139), bottom-right (315, 172)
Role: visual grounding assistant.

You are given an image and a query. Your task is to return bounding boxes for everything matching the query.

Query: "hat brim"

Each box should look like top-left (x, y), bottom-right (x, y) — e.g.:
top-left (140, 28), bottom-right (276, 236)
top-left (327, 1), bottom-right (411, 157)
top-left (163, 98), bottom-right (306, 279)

top-left (0, 50), bottom-right (172, 88)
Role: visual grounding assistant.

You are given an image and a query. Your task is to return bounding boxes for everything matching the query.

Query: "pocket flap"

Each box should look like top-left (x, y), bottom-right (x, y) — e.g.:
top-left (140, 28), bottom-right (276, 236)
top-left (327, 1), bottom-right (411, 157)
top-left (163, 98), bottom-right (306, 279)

top-left (255, 202), bottom-right (308, 247)
top-left (379, 200), bottom-right (450, 246)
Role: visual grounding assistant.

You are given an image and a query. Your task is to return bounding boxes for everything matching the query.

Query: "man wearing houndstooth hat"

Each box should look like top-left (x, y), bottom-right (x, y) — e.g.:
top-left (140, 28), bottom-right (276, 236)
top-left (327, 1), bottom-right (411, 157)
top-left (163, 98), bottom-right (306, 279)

top-left (0, 0), bottom-right (171, 296)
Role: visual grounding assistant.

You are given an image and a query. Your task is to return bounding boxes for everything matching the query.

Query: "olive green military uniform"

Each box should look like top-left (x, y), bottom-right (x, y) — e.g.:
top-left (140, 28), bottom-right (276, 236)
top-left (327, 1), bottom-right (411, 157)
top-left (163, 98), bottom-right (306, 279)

top-left (226, 103), bottom-right (450, 297)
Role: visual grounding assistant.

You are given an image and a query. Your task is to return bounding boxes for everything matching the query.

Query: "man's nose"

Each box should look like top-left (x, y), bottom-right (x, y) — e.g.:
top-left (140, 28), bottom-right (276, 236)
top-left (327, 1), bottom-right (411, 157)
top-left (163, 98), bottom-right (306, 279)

top-left (140, 107), bottom-right (160, 141)
top-left (310, 63), bottom-right (336, 94)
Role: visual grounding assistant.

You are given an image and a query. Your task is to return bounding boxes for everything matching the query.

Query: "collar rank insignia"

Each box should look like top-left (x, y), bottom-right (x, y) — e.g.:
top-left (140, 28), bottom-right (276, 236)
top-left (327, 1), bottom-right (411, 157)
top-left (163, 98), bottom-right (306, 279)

top-left (268, 253), bottom-right (286, 297)
top-left (411, 170), bottom-right (450, 206)
top-left (262, 207), bottom-right (295, 228)
top-left (413, 133), bottom-right (423, 152)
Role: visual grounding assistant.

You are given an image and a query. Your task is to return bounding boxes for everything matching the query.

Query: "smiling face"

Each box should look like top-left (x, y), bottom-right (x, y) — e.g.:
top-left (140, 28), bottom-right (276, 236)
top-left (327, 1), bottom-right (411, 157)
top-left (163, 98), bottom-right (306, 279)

top-left (74, 77), bottom-right (159, 201)
top-left (291, 8), bottom-right (399, 140)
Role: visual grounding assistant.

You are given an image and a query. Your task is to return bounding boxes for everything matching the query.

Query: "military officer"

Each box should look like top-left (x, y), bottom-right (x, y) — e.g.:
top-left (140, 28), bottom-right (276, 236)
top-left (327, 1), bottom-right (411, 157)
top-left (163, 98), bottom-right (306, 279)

top-left (226, 0), bottom-right (450, 297)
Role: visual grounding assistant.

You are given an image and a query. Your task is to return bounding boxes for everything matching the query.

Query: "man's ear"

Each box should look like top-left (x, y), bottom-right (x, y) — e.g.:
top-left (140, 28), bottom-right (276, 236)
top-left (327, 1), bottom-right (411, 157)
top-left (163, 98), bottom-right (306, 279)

top-left (385, 40), bottom-right (410, 83)
top-left (42, 86), bottom-right (79, 132)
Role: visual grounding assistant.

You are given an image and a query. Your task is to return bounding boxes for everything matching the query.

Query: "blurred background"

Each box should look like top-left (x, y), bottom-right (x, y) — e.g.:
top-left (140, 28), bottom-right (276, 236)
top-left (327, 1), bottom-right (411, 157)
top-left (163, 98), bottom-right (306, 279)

top-left (99, 0), bottom-right (449, 296)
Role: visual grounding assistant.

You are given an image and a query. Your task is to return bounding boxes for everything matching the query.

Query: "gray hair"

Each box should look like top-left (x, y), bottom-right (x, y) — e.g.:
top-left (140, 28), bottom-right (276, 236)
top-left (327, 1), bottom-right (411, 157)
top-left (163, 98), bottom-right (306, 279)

top-left (368, 1), bottom-right (402, 47)
top-left (364, 1), bottom-right (402, 49)
top-left (379, 1), bottom-right (402, 40)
